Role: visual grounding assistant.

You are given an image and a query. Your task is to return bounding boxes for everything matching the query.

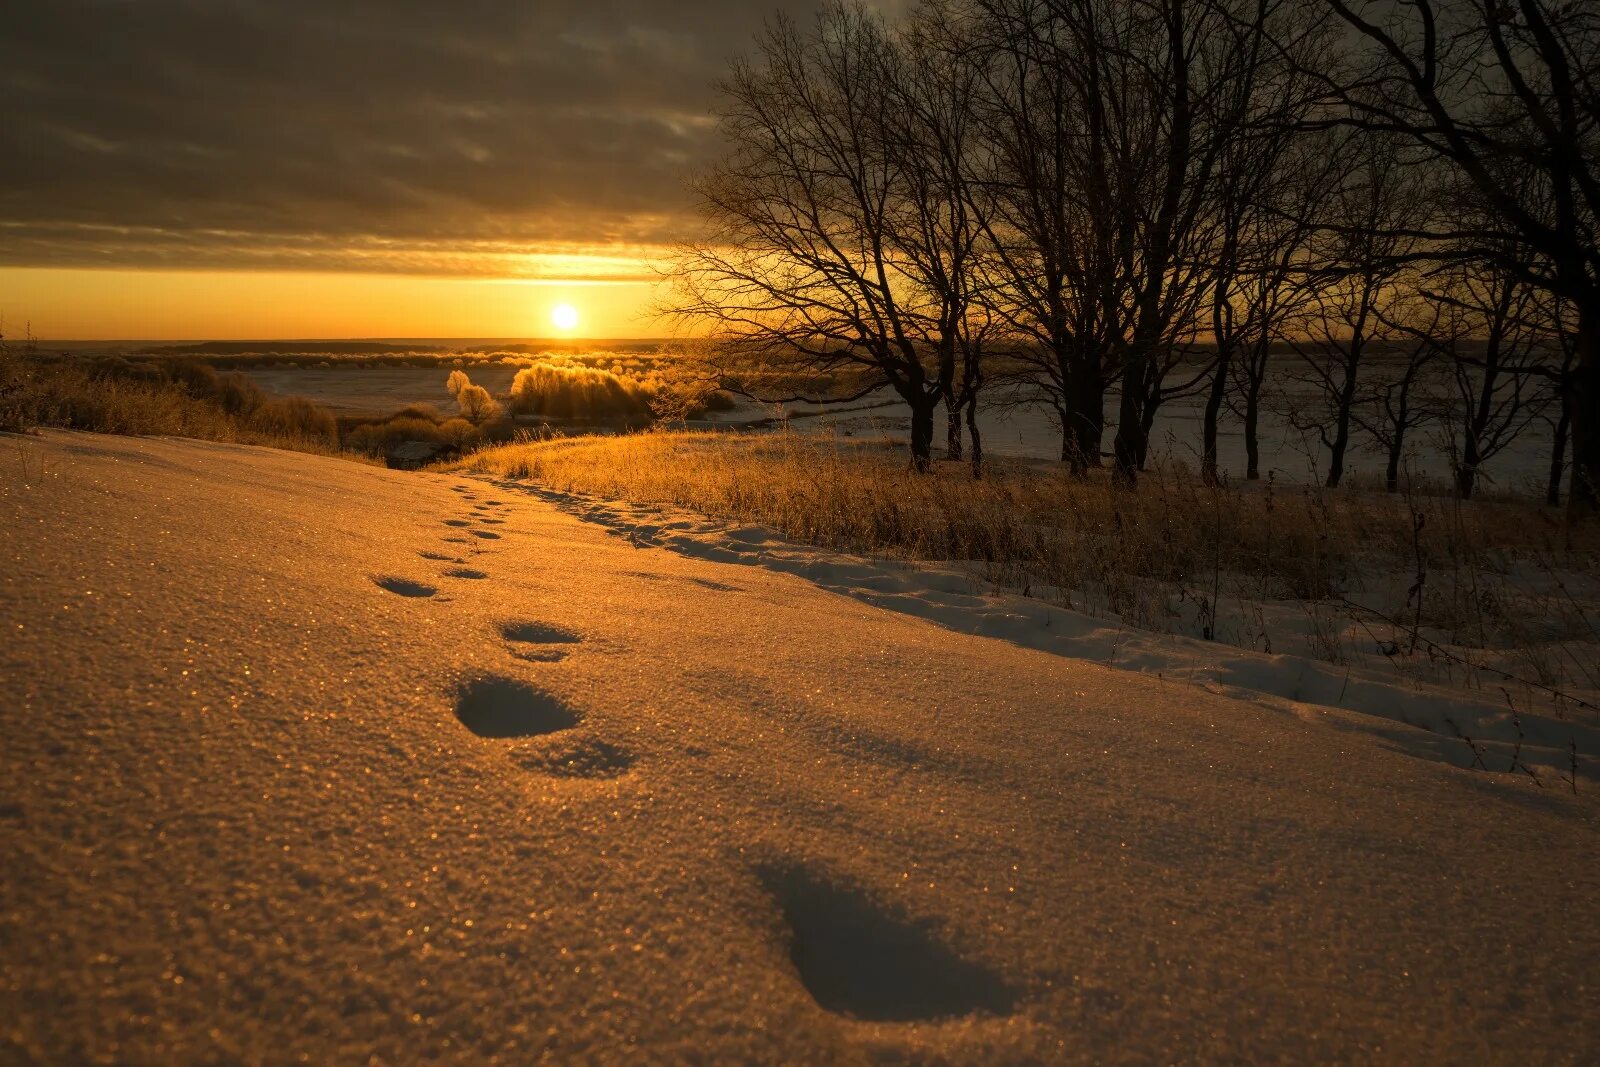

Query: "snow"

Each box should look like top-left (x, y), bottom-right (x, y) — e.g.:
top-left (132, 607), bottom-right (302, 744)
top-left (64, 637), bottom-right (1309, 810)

top-left (539, 486), bottom-right (1599, 783)
top-left (1, 429), bottom-right (1596, 1063)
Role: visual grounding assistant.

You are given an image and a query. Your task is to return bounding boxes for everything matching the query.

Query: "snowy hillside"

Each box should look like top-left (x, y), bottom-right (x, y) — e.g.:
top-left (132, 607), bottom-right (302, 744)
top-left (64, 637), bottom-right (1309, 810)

top-left (1, 430), bottom-right (1595, 1063)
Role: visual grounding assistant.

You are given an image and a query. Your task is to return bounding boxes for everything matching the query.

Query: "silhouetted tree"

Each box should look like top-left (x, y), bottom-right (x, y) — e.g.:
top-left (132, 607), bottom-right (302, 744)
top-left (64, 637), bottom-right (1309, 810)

top-left (1309, 0), bottom-right (1600, 517)
top-left (1282, 132), bottom-right (1428, 488)
top-left (670, 4), bottom-right (980, 471)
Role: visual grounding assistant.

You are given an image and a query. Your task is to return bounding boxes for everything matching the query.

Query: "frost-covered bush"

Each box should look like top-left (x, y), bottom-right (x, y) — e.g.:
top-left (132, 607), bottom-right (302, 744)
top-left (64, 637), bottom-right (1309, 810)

top-left (247, 396), bottom-right (337, 441)
top-left (508, 362), bottom-right (655, 420)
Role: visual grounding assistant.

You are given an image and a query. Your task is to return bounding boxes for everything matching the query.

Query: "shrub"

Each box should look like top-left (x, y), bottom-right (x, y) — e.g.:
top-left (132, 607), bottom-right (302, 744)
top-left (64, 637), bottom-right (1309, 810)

top-left (247, 396), bottom-right (337, 441)
top-left (215, 371), bottom-right (267, 415)
top-left (344, 416), bottom-right (445, 455)
top-left (508, 362), bottom-right (654, 420)
top-left (437, 417), bottom-right (482, 449)
top-left (455, 383), bottom-right (501, 424)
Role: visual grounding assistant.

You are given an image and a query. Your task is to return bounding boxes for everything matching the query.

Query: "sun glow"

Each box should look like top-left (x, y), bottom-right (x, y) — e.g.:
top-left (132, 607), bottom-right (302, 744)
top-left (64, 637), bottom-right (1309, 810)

top-left (551, 302), bottom-right (580, 331)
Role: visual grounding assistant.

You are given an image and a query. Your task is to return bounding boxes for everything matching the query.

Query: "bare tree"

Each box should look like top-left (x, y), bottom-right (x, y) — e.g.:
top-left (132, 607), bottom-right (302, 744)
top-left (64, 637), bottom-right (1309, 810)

top-left (1104, 0), bottom-right (1297, 487)
top-left (1224, 129), bottom-right (1346, 480)
top-left (1201, 10), bottom-right (1335, 484)
top-left (1362, 283), bottom-right (1451, 491)
top-left (889, 0), bottom-right (994, 473)
top-left (1309, 0), bottom-right (1600, 518)
top-left (1282, 131), bottom-right (1429, 488)
top-left (964, 0), bottom-right (1121, 474)
top-left (1431, 256), bottom-right (1554, 497)
top-left (669, 5), bottom-right (962, 471)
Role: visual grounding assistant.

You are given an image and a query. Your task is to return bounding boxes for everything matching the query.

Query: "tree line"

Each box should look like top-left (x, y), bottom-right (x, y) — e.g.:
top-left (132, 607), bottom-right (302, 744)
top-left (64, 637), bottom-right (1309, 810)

top-left (670, 0), bottom-right (1598, 514)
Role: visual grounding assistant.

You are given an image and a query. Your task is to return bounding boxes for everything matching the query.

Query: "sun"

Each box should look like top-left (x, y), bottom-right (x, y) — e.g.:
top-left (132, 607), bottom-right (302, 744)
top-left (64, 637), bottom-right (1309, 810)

top-left (551, 302), bottom-right (580, 332)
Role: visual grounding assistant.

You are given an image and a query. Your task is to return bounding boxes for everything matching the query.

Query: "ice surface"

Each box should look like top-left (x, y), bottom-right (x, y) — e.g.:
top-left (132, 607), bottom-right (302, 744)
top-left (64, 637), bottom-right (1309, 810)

top-left (1, 430), bottom-right (1595, 1063)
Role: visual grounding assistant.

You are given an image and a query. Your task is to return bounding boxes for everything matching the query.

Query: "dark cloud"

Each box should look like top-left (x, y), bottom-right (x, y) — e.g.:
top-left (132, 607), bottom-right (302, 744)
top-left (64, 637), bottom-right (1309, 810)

top-left (1, 0), bottom-right (823, 274)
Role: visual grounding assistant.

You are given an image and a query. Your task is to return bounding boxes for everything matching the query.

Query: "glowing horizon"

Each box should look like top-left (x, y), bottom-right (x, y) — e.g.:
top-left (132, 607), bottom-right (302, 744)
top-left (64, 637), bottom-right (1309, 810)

top-left (0, 265), bottom-right (697, 342)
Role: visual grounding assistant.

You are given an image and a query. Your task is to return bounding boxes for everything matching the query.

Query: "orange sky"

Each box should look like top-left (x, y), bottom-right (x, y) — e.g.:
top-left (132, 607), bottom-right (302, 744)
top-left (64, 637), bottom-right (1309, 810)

top-left (3, 3), bottom-right (813, 342)
top-left (0, 266), bottom-right (672, 341)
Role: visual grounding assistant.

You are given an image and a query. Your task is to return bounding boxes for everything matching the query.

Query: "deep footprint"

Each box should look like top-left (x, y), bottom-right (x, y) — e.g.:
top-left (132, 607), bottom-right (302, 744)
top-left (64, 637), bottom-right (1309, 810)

top-left (500, 621), bottom-right (582, 645)
top-left (445, 567), bottom-right (488, 580)
top-left (758, 863), bottom-right (1016, 1022)
top-left (419, 551), bottom-right (456, 561)
top-left (444, 519), bottom-right (472, 528)
top-left (470, 530), bottom-right (501, 540)
top-left (452, 676), bottom-right (580, 739)
top-left (372, 575), bottom-right (437, 598)
top-left (509, 735), bottom-right (634, 779)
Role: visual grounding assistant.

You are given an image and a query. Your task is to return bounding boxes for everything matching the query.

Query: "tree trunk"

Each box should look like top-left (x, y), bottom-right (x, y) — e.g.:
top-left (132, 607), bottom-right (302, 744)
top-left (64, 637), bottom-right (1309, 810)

top-left (1386, 430), bottom-right (1405, 493)
top-left (1061, 371), bottom-right (1103, 477)
top-left (1570, 304), bottom-right (1599, 520)
top-left (1137, 397), bottom-right (1159, 471)
top-left (1112, 375), bottom-right (1144, 489)
top-left (1387, 386), bottom-right (1409, 493)
top-left (1244, 382), bottom-right (1261, 480)
top-left (1456, 432), bottom-right (1481, 500)
top-left (945, 400), bottom-right (964, 462)
top-left (1202, 352), bottom-right (1229, 486)
top-left (1548, 398), bottom-right (1571, 507)
top-left (1074, 370), bottom-right (1104, 468)
top-left (909, 398), bottom-right (936, 473)
top-left (965, 393), bottom-right (983, 479)
top-left (1326, 412), bottom-right (1350, 488)
top-left (1326, 371), bottom-right (1357, 489)
top-left (1061, 422), bottom-right (1083, 471)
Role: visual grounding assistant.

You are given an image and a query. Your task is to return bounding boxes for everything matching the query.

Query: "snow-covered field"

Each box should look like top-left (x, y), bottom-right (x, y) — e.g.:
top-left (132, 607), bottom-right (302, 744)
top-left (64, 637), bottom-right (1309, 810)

top-left (2, 430), bottom-right (1596, 1062)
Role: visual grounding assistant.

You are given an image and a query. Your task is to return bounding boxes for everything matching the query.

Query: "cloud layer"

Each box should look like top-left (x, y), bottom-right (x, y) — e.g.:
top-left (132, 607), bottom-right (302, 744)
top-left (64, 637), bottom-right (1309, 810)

top-left (2, 1), bottom-right (820, 276)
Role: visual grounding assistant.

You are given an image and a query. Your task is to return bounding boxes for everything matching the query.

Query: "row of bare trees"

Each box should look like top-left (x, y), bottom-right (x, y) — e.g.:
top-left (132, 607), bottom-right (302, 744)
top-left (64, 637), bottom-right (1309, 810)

top-left (671, 0), bottom-right (1598, 516)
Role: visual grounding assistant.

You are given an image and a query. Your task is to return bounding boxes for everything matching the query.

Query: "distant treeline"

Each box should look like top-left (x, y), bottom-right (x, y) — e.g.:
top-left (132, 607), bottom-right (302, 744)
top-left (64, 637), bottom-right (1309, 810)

top-left (134, 340), bottom-right (679, 363)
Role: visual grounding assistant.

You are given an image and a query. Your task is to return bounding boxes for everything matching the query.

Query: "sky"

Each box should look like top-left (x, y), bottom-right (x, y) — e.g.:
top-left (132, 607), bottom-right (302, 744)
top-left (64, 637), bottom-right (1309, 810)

top-left (1, 0), bottom-right (832, 340)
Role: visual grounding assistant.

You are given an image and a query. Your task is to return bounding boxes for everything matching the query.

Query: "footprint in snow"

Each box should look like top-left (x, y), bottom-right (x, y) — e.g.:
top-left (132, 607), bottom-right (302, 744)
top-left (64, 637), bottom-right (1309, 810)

top-left (757, 861), bottom-right (1017, 1023)
top-left (453, 675), bottom-right (578, 738)
top-left (372, 575), bottom-right (437, 598)
top-left (470, 530), bottom-right (501, 540)
top-left (452, 674), bottom-right (634, 779)
top-left (500, 620), bottom-right (581, 662)
top-left (445, 567), bottom-right (488, 580)
top-left (419, 551), bottom-right (457, 562)
top-left (444, 519), bottom-right (472, 528)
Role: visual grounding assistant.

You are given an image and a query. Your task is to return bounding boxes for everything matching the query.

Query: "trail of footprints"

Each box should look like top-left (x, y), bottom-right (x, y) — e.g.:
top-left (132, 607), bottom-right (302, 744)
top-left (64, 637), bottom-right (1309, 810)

top-left (373, 483), bottom-right (635, 782)
top-left (378, 487), bottom-right (1013, 1021)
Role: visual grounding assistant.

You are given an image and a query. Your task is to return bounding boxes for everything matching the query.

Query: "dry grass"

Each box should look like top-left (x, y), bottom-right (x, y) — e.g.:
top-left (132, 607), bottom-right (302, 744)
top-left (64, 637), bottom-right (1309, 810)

top-left (453, 430), bottom-right (1577, 584)
top-left (447, 428), bottom-right (1600, 700)
top-left (1, 355), bottom-right (355, 459)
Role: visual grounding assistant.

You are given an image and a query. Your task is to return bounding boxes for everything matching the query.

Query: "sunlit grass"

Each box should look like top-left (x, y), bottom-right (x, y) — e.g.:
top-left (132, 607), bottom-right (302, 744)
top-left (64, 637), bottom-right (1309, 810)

top-left (447, 428), bottom-right (1600, 699)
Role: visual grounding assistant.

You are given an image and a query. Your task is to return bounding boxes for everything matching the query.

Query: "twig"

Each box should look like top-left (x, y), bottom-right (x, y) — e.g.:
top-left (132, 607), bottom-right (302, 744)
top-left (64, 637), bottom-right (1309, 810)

top-left (1444, 717), bottom-right (1490, 770)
